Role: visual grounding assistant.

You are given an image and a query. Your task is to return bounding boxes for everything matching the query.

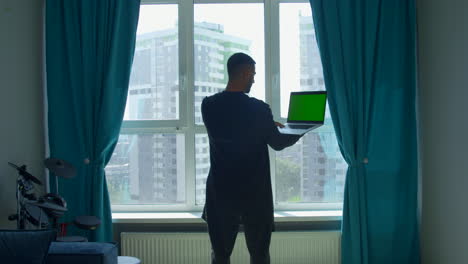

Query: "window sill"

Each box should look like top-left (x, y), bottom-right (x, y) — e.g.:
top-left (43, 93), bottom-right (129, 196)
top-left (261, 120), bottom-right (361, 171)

top-left (112, 210), bottom-right (342, 224)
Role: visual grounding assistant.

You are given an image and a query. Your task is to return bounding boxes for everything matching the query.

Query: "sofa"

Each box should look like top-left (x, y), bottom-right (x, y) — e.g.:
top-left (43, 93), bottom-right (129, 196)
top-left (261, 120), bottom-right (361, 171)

top-left (47, 241), bottom-right (118, 264)
top-left (0, 229), bottom-right (118, 264)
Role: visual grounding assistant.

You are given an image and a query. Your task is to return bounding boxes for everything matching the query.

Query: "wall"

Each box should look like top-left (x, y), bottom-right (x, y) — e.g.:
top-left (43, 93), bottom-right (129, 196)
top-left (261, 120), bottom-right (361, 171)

top-left (0, 0), bottom-right (45, 228)
top-left (418, 0), bottom-right (468, 263)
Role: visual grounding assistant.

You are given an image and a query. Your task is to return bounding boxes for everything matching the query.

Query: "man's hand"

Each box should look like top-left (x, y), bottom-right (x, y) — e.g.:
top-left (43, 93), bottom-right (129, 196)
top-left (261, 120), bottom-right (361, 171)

top-left (274, 122), bottom-right (285, 128)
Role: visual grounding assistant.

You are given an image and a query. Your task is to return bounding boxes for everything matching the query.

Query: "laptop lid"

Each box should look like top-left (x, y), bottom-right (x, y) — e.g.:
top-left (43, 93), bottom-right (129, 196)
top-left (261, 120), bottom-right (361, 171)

top-left (287, 91), bottom-right (327, 124)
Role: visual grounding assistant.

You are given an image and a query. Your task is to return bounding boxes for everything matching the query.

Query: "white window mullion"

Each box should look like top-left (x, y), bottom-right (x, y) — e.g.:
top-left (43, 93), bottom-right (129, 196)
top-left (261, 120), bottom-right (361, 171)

top-left (266, 0), bottom-right (281, 205)
top-left (269, 0), bottom-right (281, 120)
top-left (264, 0), bottom-right (272, 106)
top-left (180, 0), bottom-right (197, 210)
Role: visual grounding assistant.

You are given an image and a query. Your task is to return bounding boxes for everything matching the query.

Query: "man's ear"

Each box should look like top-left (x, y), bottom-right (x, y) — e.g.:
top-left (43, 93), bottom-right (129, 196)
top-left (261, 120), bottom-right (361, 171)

top-left (241, 66), bottom-right (250, 81)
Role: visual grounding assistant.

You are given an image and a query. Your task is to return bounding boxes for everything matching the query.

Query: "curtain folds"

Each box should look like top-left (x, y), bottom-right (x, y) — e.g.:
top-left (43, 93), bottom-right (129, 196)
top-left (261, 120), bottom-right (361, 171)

top-left (46, 0), bottom-right (141, 241)
top-left (309, 0), bottom-right (419, 263)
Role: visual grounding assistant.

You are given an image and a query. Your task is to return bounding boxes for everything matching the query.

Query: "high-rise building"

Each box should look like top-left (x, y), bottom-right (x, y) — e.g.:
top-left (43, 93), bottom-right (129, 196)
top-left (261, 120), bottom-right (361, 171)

top-left (275, 14), bottom-right (346, 203)
top-left (298, 14), bottom-right (346, 202)
top-left (193, 22), bottom-right (251, 205)
top-left (106, 22), bottom-right (250, 205)
top-left (124, 26), bottom-right (184, 204)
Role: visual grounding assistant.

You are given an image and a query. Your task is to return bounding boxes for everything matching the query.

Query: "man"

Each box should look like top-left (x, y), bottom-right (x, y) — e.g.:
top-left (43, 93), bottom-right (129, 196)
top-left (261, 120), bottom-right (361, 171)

top-left (202, 53), bottom-right (301, 264)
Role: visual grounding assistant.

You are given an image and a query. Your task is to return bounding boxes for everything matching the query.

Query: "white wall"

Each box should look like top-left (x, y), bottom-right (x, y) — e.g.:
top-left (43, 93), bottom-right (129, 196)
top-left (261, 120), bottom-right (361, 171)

top-left (0, 0), bottom-right (45, 228)
top-left (418, 0), bottom-right (468, 263)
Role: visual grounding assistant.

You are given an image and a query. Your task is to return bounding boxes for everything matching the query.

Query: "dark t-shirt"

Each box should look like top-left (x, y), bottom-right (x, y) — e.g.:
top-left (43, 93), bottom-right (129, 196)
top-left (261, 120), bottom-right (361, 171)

top-left (201, 91), bottom-right (299, 225)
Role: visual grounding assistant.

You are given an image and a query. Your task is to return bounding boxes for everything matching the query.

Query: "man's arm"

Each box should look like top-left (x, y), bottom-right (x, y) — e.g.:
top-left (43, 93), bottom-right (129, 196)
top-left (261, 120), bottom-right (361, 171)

top-left (261, 104), bottom-right (301, 151)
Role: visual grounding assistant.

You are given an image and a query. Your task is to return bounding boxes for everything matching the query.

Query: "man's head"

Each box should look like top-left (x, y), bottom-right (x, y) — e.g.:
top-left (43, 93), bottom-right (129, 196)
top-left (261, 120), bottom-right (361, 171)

top-left (227, 53), bottom-right (256, 93)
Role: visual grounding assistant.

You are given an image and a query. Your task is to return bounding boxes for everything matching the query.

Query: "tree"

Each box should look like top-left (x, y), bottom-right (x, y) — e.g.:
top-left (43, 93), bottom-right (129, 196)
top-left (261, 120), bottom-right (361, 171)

top-left (276, 158), bottom-right (301, 202)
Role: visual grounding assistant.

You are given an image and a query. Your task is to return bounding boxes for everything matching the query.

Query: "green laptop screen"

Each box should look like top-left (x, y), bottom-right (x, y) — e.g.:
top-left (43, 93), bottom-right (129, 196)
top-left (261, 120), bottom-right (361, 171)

top-left (288, 93), bottom-right (327, 122)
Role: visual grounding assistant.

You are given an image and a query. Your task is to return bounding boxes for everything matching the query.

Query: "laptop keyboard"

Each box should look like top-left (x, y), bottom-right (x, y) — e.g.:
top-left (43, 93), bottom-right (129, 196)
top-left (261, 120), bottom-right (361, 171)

top-left (287, 124), bottom-right (313, 129)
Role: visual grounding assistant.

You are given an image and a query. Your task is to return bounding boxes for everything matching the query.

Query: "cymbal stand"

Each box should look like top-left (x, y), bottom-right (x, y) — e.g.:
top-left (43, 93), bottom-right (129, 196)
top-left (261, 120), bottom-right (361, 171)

top-left (16, 176), bottom-right (34, 229)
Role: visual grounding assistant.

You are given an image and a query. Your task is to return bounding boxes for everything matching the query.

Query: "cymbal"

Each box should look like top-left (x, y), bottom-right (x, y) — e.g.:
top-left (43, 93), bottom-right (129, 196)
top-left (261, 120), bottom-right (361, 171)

top-left (74, 215), bottom-right (101, 230)
top-left (8, 162), bottom-right (42, 185)
top-left (26, 200), bottom-right (68, 212)
top-left (44, 158), bottom-right (76, 179)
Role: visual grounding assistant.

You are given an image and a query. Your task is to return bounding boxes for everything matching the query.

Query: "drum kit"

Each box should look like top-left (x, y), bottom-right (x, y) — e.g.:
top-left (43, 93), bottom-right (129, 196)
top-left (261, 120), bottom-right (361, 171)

top-left (8, 158), bottom-right (100, 239)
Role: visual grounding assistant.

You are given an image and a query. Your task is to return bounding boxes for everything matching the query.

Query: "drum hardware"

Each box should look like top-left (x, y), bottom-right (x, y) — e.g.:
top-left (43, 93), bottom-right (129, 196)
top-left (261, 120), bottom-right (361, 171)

top-left (8, 158), bottom-right (101, 241)
top-left (7, 162), bottom-right (43, 229)
top-left (37, 193), bottom-right (68, 219)
top-left (56, 215), bottom-right (102, 242)
top-left (8, 161), bottom-right (68, 230)
top-left (44, 158), bottom-right (101, 241)
top-left (43, 158), bottom-right (73, 231)
top-left (8, 162), bottom-right (42, 185)
top-left (24, 203), bottom-right (49, 229)
top-left (44, 158), bottom-right (76, 195)
top-left (44, 158), bottom-right (76, 179)
top-left (8, 214), bottom-right (18, 221)
top-left (25, 199), bottom-right (67, 213)
top-left (73, 215), bottom-right (101, 230)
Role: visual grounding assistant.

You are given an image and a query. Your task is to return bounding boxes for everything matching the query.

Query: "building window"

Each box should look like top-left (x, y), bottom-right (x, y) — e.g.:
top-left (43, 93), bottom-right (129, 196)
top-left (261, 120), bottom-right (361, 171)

top-left (105, 0), bottom-right (345, 212)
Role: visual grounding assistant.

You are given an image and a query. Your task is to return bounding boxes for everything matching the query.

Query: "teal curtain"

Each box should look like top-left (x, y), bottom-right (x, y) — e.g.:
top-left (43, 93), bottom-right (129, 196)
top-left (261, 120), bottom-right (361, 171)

top-left (309, 0), bottom-right (419, 263)
top-left (46, 0), bottom-right (140, 242)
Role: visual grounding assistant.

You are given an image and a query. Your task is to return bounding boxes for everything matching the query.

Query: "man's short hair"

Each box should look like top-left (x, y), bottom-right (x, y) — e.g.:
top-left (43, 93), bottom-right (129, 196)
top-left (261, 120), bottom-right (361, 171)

top-left (227, 53), bottom-right (256, 79)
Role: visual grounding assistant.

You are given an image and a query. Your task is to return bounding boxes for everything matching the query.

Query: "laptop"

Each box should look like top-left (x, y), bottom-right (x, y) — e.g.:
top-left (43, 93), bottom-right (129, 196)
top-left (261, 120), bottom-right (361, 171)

top-left (278, 91), bottom-right (327, 135)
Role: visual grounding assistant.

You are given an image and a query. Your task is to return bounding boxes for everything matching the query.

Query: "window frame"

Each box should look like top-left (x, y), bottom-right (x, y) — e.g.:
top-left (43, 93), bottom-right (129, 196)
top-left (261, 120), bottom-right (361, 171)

top-left (114, 0), bottom-right (343, 213)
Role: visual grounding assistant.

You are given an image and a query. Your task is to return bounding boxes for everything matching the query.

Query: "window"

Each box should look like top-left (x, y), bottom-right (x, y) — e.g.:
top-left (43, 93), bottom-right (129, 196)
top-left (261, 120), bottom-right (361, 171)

top-left (124, 4), bottom-right (180, 121)
top-left (107, 133), bottom-right (185, 206)
top-left (106, 0), bottom-right (345, 213)
top-left (275, 3), bottom-right (346, 207)
top-left (194, 3), bottom-right (265, 125)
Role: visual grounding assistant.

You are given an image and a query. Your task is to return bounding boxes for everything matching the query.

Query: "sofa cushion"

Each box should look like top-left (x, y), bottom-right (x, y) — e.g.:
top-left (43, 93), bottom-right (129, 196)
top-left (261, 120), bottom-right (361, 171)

top-left (0, 229), bottom-right (56, 264)
top-left (46, 242), bottom-right (117, 264)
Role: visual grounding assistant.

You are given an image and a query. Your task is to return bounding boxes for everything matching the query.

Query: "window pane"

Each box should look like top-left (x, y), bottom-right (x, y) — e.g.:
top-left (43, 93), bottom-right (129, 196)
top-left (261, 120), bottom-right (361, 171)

top-left (195, 134), bottom-right (210, 205)
top-left (124, 5), bottom-right (179, 121)
top-left (105, 134), bottom-right (185, 205)
top-left (194, 3), bottom-right (265, 125)
top-left (280, 3), bottom-right (319, 117)
top-left (276, 131), bottom-right (347, 203)
top-left (276, 3), bottom-right (346, 203)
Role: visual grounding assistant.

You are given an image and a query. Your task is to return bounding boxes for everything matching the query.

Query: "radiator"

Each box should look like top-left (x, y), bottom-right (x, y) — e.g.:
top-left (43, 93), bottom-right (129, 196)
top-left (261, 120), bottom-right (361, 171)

top-left (121, 231), bottom-right (341, 264)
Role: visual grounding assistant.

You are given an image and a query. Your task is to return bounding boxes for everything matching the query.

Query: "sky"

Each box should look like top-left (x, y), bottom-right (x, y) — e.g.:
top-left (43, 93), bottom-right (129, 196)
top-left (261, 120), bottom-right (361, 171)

top-left (136, 3), bottom-right (314, 118)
